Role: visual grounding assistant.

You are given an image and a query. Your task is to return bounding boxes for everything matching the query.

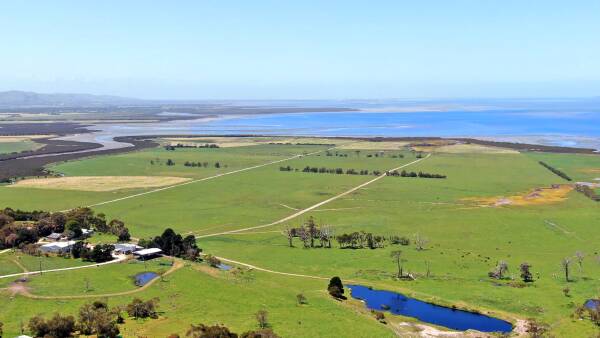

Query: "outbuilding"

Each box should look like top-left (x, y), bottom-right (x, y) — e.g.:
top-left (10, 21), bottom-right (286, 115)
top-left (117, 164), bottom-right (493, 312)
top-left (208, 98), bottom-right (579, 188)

top-left (40, 241), bottom-right (76, 254)
top-left (133, 247), bottom-right (163, 259)
top-left (114, 243), bottom-right (143, 254)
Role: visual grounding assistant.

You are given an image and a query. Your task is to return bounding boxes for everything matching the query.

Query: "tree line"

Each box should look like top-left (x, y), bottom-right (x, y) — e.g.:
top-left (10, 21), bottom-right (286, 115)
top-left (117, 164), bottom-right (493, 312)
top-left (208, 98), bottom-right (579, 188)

top-left (539, 161), bottom-right (572, 181)
top-left (283, 217), bottom-right (418, 250)
top-left (387, 170), bottom-right (447, 179)
top-left (165, 143), bottom-right (220, 150)
top-left (280, 166), bottom-right (383, 176)
top-left (149, 158), bottom-right (227, 169)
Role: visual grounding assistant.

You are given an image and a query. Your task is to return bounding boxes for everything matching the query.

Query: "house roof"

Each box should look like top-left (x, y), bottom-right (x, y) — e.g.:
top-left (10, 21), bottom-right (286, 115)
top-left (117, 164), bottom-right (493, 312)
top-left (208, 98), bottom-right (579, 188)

top-left (46, 232), bottom-right (63, 239)
top-left (41, 241), bottom-right (76, 249)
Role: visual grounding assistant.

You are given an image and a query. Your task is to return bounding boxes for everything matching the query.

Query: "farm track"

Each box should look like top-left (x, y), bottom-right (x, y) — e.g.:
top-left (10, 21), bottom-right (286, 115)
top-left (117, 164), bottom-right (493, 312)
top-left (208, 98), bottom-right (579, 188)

top-left (73, 146), bottom-right (338, 211)
top-left (197, 154), bottom-right (431, 238)
top-left (6, 260), bottom-right (183, 299)
top-left (0, 255), bottom-right (127, 280)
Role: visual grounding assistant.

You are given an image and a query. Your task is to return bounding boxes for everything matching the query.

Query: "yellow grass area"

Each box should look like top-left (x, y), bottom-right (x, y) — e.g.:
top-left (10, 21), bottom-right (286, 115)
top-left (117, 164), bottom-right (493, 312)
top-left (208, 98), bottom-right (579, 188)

top-left (336, 141), bottom-right (410, 150)
top-left (432, 143), bottom-right (519, 154)
top-left (9, 176), bottom-right (191, 192)
top-left (580, 168), bottom-right (600, 174)
top-left (163, 136), bottom-right (343, 148)
top-left (0, 135), bottom-right (54, 142)
top-left (464, 184), bottom-right (573, 207)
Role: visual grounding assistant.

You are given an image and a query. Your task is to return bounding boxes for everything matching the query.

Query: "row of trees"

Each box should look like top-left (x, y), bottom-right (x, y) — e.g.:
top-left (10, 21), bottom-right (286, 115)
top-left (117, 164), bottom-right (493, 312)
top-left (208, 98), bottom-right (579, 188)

top-left (279, 166), bottom-right (383, 176)
top-left (138, 228), bottom-right (201, 260)
top-left (26, 298), bottom-right (159, 338)
top-left (165, 143), bottom-right (220, 150)
top-left (184, 161), bottom-right (225, 168)
top-left (539, 161), bottom-right (572, 181)
top-left (387, 170), bottom-right (446, 179)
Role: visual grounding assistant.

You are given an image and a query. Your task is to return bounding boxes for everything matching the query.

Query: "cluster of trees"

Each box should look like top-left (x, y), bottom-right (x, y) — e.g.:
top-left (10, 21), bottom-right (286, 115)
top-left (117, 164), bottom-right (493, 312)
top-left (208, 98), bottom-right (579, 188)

top-left (283, 217), bottom-right (334, 248)
top-left (336, 232), bottom-right (386, 249)
top-left (138, 228), bottom-right (201, 260)
top-left (279, 166), bottom-right (383, 176)
top-left (71, 242), bottom-right (114, 263)
top-left (184, 161), bottom-right (225, 168)
top-left (539, 161), bottom-right (572, 181)
top-left (0, 207), bottom-right (129, 250)
top-left (96, 218), bottom-right (130, 242)
top-left (165, 143), bottom-right (220, 150)
top-left (386, 170), bottom-right (446, 179)
top-left (26, 298), bottom-right (158, 338)
top-left (575, 184), bottom-right (600, 202)
top-left (488, 260), bottom-right (534, 283)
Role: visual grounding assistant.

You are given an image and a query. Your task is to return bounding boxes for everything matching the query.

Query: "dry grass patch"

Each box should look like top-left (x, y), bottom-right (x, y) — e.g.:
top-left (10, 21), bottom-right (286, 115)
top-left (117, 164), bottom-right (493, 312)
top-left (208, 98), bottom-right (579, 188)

top-left (0, 135), bottom-right (54, 142)
top-left (337, 141), bottom-right (410, 150)
top-left (164, 136), bottom-right (342, 148)
top-left (464, 184), bottom-right (573, 207)
top-left (433, 143), bottom-right (518, 154)
top-left (9, 176), bottom-right (191, 192)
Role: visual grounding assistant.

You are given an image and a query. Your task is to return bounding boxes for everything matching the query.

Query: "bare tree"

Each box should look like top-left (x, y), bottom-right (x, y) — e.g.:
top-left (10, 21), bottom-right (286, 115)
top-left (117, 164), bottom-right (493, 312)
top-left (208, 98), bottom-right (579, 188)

top-left (255, 309), bottom-right (269, 329)
top-left (561, 257), bottom-right (572, 282)
top-left (489, 261), bottom-right (508, 279)
top-left (390, 250), bottom-right (404, 278)
top-left (575, 251), bottom-right (585, 272)
top-left (283, 227), bottom-right (294, 247)
top-left (413, 233), bottom-right (429, 251)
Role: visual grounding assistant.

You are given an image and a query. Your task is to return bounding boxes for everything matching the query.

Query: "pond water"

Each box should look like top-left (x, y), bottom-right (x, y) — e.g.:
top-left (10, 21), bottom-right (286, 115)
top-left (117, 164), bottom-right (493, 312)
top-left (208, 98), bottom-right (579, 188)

top-left (134, 272), bottom-right (159, 286)
top-left (584, 299), bottom-right (600, 310)
top-left (217, 264), bottom-right (232, 271)
top-left (348, 285), bottom-right (513, 333)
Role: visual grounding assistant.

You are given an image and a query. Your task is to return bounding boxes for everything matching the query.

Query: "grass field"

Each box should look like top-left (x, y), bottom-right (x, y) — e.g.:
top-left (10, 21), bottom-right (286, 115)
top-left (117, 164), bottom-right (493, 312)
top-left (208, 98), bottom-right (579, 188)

top-left (0, 138), bottom-right (42, 154)
top-left (2, 138), bottom-right (600, 337)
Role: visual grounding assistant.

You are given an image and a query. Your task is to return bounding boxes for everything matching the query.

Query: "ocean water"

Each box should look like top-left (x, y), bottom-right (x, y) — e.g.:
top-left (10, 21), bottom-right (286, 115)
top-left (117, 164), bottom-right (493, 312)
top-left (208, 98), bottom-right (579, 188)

top-left (78, 99), bottom-right (600, 150)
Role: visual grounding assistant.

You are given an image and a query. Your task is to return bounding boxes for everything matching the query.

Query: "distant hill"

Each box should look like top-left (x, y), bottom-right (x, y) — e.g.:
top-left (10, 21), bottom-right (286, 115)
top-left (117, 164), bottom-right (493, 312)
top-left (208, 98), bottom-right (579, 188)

top-left (0, 90), bottom-right (143, 107)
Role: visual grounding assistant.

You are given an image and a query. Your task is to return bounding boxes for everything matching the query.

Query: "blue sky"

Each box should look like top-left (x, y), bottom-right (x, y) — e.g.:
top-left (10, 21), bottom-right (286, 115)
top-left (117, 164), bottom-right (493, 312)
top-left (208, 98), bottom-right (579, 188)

top-left (1, 1), bottom-right (599, 99)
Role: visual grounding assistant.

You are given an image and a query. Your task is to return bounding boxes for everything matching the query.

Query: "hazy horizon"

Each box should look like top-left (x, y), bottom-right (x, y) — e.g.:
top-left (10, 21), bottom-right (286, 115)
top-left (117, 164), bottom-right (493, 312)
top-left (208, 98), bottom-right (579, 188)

top-left (2, 1), bottom-right (600, 99)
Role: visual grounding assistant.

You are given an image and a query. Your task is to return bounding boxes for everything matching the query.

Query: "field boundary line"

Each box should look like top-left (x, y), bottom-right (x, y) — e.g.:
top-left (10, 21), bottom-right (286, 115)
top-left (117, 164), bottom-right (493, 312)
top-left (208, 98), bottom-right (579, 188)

top-left (62, 146), bottom-right (336, 211)
top-left (197, 154), bottom-right (431, 238)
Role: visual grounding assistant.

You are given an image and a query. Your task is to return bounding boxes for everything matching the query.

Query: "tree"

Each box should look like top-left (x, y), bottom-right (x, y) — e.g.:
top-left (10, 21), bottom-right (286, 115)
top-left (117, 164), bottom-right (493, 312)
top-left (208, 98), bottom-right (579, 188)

top-left (186, 324), bottom-right (238, 338)
top-left (241, 328), bottom-right (280, 338)
top-left (305, 217), bottom-right (318, 247)
top-left (575, 251), bottom-right (585, 272)
top-left (390, 250), bottom-right (404, 278)
top-left (77, 301), bottom-right (120, 337)
top-left (88, 244), bottom-right (115, 263)
top-left (519, 262), bottom-right (533, 283)
top-left (283, 227), bottom-right (294, 247)
top-left (413, 233), bottom-right (428, 251)
top-left (561, 257), bottom-right (572, 282)
top-left (489, 261), bottom-right (509, 279)
top-left (205, 254), bottom-right (221, 268)
top-left (126, 297), bottom-right (159, 319)
top-left (327, 276), bottom-right (346, 299)
top-left (28, 313), bottom-right (76, 338)
top-left (296, 293), bottom-right (307, 305)
top-left (255, 309), bottom-right (269, 329)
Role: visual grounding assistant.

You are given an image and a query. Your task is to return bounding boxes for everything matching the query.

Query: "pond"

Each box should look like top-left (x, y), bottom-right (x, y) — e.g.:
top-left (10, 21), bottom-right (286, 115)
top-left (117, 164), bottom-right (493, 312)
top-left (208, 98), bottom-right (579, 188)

top-left (347, 285), bottom-right (513, 333)
top-left (216, 263), bottom-right (232, 271)
top-left (584, 299), bottom-right (600, 311)
top-left (134, 272), bottom-right (159, 286)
